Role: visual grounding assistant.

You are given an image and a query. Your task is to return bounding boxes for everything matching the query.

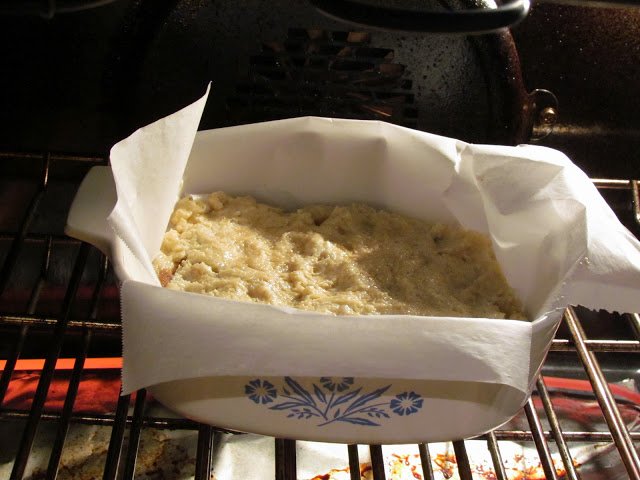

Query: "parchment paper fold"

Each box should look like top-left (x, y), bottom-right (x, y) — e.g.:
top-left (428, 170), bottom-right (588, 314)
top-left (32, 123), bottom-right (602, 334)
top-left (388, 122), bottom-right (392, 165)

top-left (99, 87), bottom-right (640, 396)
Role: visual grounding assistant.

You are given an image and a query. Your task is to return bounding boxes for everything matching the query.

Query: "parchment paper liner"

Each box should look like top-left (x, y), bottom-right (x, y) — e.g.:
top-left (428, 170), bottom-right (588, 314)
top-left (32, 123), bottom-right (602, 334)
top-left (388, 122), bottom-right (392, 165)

top-left (93, 87), bottom-right (640, 397)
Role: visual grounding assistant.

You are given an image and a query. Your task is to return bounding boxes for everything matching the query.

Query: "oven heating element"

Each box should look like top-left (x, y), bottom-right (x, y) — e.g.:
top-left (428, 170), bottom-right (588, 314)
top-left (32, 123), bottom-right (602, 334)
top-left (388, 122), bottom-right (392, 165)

top-left (1, 151), bottom-right (640, 479)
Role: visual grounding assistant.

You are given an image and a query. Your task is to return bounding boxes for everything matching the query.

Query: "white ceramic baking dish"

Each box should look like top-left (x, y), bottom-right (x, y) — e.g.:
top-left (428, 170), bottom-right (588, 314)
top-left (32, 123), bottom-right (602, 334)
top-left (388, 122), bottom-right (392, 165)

top-left (65, 93), bottom-right (640, 443)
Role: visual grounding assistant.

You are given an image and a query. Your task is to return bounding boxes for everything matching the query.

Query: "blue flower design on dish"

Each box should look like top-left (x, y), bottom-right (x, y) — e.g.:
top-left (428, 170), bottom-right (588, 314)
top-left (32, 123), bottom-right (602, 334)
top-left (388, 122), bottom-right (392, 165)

top-left (389, 391), bottom-right (423, 416)
top-left (320, 377), bottom-right (354, 392)
top-left (244, 379), bottom-right (278, 405)
top-left (245, 378), bottom-right (424, 426)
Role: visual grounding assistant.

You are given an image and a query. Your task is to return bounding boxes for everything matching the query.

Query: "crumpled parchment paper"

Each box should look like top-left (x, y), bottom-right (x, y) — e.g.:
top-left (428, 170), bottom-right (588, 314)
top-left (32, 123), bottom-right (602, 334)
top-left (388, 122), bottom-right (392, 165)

top-left (95, 86), bottom-right (640, 397)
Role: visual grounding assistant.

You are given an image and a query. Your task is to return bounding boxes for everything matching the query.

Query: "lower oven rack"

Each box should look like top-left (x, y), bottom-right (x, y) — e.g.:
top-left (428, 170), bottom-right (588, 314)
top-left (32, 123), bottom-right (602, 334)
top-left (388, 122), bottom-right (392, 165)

top-left (1, 152), bottom-right (640, 480)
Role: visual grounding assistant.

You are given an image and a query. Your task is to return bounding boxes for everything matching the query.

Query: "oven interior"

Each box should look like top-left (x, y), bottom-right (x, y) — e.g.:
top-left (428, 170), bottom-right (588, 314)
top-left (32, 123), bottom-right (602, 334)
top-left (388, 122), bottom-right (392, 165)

top-left (1, 1), bottom-right (640, 479)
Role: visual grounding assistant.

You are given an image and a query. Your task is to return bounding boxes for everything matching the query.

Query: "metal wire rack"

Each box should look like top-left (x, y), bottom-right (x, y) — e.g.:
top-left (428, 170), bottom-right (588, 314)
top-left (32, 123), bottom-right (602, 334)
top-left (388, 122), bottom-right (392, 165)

top-left (1, 152), bottom-right (639, 480)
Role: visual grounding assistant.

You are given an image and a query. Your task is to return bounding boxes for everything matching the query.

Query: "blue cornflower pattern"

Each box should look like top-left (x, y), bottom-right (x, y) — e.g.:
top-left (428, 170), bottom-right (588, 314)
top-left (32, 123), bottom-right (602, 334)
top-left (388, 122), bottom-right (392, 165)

top-left (389, 391), bottom-right (423, 416)
top-left (244, 379), bottom-right (278, 404)
top-left (245, 378), bottom-right (424, 427)
top-left (320, 377), bottom-right (354, 392)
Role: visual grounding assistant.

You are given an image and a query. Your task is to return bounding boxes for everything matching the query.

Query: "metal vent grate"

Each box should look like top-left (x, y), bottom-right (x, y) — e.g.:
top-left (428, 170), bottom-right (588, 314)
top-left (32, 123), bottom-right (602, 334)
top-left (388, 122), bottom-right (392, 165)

top-left (1, 152), bottom-right (640, 479)
top-left (227, 29), bottom-right (418, 128)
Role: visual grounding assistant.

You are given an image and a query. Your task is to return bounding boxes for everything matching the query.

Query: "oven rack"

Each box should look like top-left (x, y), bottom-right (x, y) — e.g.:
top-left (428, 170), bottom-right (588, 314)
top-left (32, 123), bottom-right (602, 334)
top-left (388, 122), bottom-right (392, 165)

top-left (1, 152), bottom-right (639, 480)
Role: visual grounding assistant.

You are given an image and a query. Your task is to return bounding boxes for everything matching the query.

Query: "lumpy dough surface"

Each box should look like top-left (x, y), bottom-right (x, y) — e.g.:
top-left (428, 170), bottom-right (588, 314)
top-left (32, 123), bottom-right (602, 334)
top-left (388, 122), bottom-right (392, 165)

top-left (153, 192), bottom-right (525, 319)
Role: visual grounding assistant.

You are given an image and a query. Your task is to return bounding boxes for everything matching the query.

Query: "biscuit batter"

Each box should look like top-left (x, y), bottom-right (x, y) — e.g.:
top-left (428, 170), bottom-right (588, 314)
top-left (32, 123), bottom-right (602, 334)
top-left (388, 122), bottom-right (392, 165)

top-left (153, 192), bottom-right (525, 319)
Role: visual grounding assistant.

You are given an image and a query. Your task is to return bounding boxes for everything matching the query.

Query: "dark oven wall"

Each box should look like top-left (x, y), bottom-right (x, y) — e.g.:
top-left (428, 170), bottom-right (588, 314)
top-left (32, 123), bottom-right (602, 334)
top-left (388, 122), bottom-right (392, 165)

top-left (0, 0), bottom-right (639, 179)
top-left (511, 1), bottom-right (640, 180)
top-left (0, 0), bottom-right (512, 151)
